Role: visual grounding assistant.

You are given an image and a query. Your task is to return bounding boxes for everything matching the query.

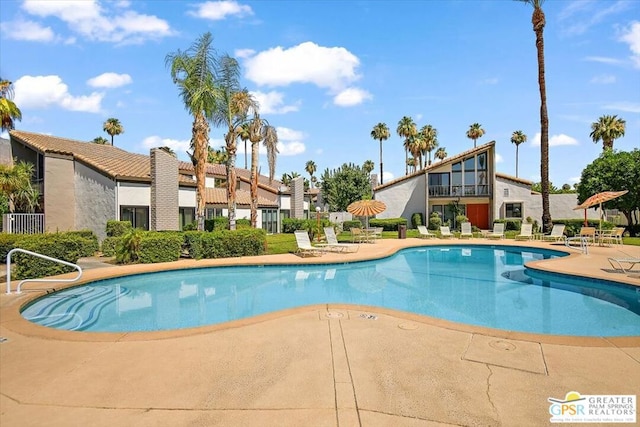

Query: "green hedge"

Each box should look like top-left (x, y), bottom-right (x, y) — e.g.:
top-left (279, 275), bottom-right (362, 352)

top-left (101, 236), bottom-right (120, 256)
top-left (137, 232), bottom-right (183, 263)
top-left (553, 219), bottom-right (614, 237)
top-left (369, 218), bottom-right (408, 231)
top-left (184, 229), bottom-right (266, 259)
top-left (342, 220), bottom-right (362, 231)
top-left (66, 230), bottom-right (99, 256)
top-left (411, 213), bottom-right (423, 228)
top-left (493, 219), bottom-right (522, 231)
top-left (0, 233), bottom-right (22, 262)
top-left (106, 220), bottom-right (132, 237)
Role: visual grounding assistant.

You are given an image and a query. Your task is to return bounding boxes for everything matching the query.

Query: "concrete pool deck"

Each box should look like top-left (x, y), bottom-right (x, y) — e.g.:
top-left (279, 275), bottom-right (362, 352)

top-left (1, 238), bottom-right (639, 426)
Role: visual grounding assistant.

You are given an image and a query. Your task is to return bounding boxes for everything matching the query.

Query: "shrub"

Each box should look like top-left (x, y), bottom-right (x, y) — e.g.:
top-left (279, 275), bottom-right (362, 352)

top-left (12, 233), bottom-right (94, 279)
top-left (428, 212), bottom-right (442, 230)
top-left (455, 215), bottom-right (469, 231)
top-left (182, 221), bottom-right (197, 231)
top-left (106, 220), bottom-right (132, 237)
top-left (184, 229), bottom-right (266, 259)
top-left (494, 219), bottom-right (521, 231)
top-left (115, 228), bottom-right (143, 264)
top-left (101, 236), bottom-right (120, 257)
top-left (281, 218), bottom-right (307, 233)
top-left (342, 220), bottom-right (362, 231)
top-left (369, 218), bottom-right (407, 231)
top-left (552, 219), bottom-right (614, 237)
top-left (66, 230), bottom-right (99, 256)
top-left (138, 232), bottom-right (182, 263)
top-left (411, 213), bottom-right (424, 228)
top-left (0, 233), bottom-right (22, 262)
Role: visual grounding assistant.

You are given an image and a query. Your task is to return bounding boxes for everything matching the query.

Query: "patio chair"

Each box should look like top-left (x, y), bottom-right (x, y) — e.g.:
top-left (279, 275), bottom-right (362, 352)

top-left (417, 225), bottom-right (436, 239)
top-left (515, 223), bottom-right (533, 241)
top-left (607, 257), bottom-right (639, 273)
top-left (294, 231), bottom-right (325, 257)
top-left (542, 224), bottom-right (565, 242)
top-left (318, 227), bottom-right (359, 253)
top-left (439, 226), bottom-right (454, 239)
top-left (599, 227), bottom-right (624, 246)
top-left (460, 222), bottom-right (473, 239)
top-left (486, 223), bottom-right (505, 239)
top-left (350, 227), bottom-right (366, 243)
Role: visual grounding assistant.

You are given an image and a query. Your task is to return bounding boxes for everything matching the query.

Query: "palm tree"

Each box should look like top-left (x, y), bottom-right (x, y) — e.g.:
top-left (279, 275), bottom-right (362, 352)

top-left (92, 136), bottom-right (109, 144)
top-left (103, 118), bottom-right (124, 146)
top-left (420, 124), bottom-right (438, 166)
top-left (590, 114), bottom-right (626, 151)
top-left (0, 161), bottom-right (39, 213)
top-left (518, 0), bottom-right (551, 232)
top-left (210, 54), bottom-right (258, 230)
top-left (248, 113), bottom-right (266, 228)
top-left (263, 125), bottom-right (278, 183)
top-left (165, 32), bottom-right (218, 231)
top-left (466, 123), bottom-right (485, 148)
top-left (363, 159), bottom-right (375, 175)
top-left (370, 122), bottom-right (390, 184)
top-left (434, 147), bottom-right (447, 162)
top-left (208, 146), bottom-right (228, 164)
top-left (238, 122), bottom-right (251, 169)
top-left (406, 133), bottom-right (425, 169)
top-left (0, 78), bottom-right (22, 132)
top-left (305, 160), bottom-right (317, 188)
top-left (406, 157), bottom-right (417, 174)
top-left (397, 116), bottom-right (417, 175)
top-left (159, 146), bottom-right (176, 156)
top-left (510, 130), bottom-right (527, 177)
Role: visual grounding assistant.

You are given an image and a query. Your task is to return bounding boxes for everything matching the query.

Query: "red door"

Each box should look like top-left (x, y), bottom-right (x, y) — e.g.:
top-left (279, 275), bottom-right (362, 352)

top-left (466, 204), bottom-right (489, 229)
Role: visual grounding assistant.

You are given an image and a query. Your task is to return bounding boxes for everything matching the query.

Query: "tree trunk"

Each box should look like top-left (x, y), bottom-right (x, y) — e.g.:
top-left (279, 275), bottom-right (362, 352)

top-left (379, 140), bottom-right (384, 185)
top-left (516, 145), bottom-right (519, 177)
top-left (250, 140), bottom-right (259, 228)
top-left (193, 113), bottom-right (209, 231)
top-left (225, 131), bottom-right (237, 230)
top-left (405, 147), bottom-right (408, 175)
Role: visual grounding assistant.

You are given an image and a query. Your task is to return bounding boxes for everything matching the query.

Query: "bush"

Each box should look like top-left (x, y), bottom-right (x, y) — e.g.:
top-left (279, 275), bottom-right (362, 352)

top-left (428, 212), bottom-right (442, 230)
top-left (455, 215), bottom-right (469, 231)
top-left (182, 221), bottom-right (197, 231)
top-left (0, 233), bottom-right (22, 262)
top-left (106, 220), bottom-right (132, 237)
top-left (66, 230), bottom-right (99, 256)
top-left (138, 232), bottom-right (183, 263)
top-left (184, 229), bottom-right (266, 259)
top-left (369, 218), bottom-right (408, 231)
top-left (553, 219), bottom-right (614, 237)
top-left (494, 219), bottom-right (522, 231)
top-left (115, 228), bottom-right (143, 264)
top-left (281, 218), bottom-right (307, 233)
top-left (101, 236), bottom-right (120, 257)
top-left (411, 213), bottom-right (424, 228)
top-left (342, 220), bottom-right (362, 231)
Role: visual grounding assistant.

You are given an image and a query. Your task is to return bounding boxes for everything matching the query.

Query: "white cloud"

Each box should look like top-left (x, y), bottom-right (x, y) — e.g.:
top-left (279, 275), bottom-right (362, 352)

top-left (87, 72), bottom-right (132, 88)
top-left (590, 74), bottom-right (616, 84)
top-left (584, 56), bottom-right (625, 65)
top-left (382, 171), bottom-right (394, 182)
top-left (603, 101), bottom-right (640, 113)
top-left (569, 176), bottom-right (581, 184)
top-left (188, 1), bottom-right (253, 20)
top-left (20, 0), bottom-right (174, 44)
top-left (275, 127), bottom-right (305, 141)
top-left (333, 87), bottom-right (372, 107)
top-left (277, 141), bottom-right (305, 156)
top-left (619, 21), bottom-right (640, 69)
top-left (14, 75), bottom-right (103, 113)
top-left (243, 41), bottom-right (361, 92)
top-left (531, 132), bottom-right (579, 147)
top-left (251, 90), bottom-right (300, 114)
top-left (142, 135), bottom-right (190, 154)
top-left (495, 153), bottom-right (504, 163)
top-left (234, 48), bottom-right (255, 59)
top-left (0, 19), bottom-right (54, 42)
top-left (559, 0), bottom-right (630, 36)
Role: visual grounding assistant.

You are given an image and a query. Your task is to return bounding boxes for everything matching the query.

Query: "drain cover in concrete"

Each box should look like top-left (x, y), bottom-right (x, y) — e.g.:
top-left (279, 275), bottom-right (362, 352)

top-left (398, 322), bottom-right (419, 330)
top-left (463, 334), bottom-right (547, 374)
top-left (325, 311), bottom-right (344, 319)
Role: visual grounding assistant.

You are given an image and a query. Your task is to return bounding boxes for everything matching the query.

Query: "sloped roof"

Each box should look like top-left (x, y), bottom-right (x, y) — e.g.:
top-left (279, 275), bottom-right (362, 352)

top-left (374, 140), bottom-right (496, 190)
top-left (178, 160), bottom-right (281, 193)
top-left (204, 187), bottom-right (277, 207)
top-left (495, 172), bottom-right (533, 186)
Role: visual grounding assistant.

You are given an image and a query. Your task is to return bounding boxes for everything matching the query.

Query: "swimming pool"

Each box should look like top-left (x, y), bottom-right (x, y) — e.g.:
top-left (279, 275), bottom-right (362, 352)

top-left (21, 245), bottom-right (640, 336)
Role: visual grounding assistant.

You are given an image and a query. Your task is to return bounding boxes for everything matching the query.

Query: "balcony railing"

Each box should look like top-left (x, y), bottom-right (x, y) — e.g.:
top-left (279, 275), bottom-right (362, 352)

top-left (428, 185), bottom-right (490, 198)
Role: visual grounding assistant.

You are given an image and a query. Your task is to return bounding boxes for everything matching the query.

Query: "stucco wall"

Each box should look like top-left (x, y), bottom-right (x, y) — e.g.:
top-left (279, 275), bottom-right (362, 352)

top-left (74, 162), bottom-right (116, 241)
top-left (44, 154), bottom-right (76, 233)
top-left (494, 177), bottom-right (532, 220)
top-left (376, 174), bottom-right (426, 223)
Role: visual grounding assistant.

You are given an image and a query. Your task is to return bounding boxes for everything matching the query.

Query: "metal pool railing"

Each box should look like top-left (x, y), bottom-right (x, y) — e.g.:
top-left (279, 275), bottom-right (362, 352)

top-left (5, 248), bottom-right (83, 294)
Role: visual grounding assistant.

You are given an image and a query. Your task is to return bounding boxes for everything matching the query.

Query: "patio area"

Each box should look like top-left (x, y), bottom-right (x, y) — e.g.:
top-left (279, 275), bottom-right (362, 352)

top-left (1, 238), bottom-right (639, 426)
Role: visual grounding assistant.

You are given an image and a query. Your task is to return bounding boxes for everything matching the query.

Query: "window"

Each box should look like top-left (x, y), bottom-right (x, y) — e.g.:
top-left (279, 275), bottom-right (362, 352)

top-left (120, 206), bottom-right (149, 230)
top-left (505, 203), bottom-right (523, 218)
top-left (504, 188), bottom-right (509, 197)
top-left (262, 209), bottom-right (278, 234)
top-left (179, 207), bottom-right (195, 230)
top-left (205, 207), bottom-right (223, 219)
top-left (213, 177), bottom-right (227, 188)
top-left (428, 173), bottom-right (450, 196)
top-left (451, 162), bottom-right (462, 196)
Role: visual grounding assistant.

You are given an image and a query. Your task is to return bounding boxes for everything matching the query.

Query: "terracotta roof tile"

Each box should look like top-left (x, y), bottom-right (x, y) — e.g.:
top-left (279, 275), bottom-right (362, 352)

top-left (204, 187), bottom-right (277, 207)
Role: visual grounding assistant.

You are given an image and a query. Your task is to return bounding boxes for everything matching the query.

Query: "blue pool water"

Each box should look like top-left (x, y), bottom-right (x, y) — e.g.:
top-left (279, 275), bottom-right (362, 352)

top-left (21, 246), bottom-right (640, 337)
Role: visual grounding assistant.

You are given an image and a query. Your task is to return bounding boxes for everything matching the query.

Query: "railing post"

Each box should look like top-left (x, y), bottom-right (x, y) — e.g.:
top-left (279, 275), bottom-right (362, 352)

top-left (6, 248), bottom-right (83, 294)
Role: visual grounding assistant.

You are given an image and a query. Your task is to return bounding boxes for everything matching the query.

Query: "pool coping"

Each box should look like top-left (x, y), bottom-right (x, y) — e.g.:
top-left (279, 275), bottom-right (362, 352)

top-left (2, 238), bottom-right (639, 347)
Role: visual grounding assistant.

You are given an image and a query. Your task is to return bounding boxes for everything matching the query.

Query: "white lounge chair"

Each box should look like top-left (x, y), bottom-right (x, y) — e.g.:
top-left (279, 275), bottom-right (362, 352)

top-left (542, 224), bottom-right (566, 242)
top-left (417, 225), bottom-right (436, 239)
top-left (515, 223), bottom-right (533, 241)
top-left (318, 227), bottom-right (359, 253)
top-left (294, 230), bottom-right (325, 257)
top-left (440, 226), bottom-right (454, 239)
top-left (486, 223), bottom-right (505, 239)
top-left (607, 257), bottom-right (639, 273)
top-left (460, 222), bottom-right (473, 239)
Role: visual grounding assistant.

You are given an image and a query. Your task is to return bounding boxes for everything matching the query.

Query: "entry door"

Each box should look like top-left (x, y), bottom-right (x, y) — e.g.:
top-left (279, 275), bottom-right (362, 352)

top-left (466, 204), bottom-right (489, 229)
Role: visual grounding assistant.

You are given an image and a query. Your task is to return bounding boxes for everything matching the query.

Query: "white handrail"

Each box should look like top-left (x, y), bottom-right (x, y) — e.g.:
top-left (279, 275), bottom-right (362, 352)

top-left (565, 236), bottom-right (589, 255)
top-left (6, 248), bottom-right (83, 294)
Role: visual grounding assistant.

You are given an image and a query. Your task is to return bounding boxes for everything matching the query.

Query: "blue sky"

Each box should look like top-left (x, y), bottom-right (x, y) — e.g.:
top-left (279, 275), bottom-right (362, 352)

top-left (1, 0), bottom-right (638, 186)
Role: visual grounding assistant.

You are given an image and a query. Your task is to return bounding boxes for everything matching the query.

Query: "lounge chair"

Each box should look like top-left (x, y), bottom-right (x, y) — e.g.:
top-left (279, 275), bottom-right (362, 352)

top-left (607, 257), bottom-right (639, 273)
top-left (417, 225), bottom-right (436, 239)
top-left (542, 224), bottom-right (565, 242)
top-left (318, 227), bottom-right (359, 253)
top-left (440, 226), bottom-right (454, 239)
top-left (515, 223), bottom-right (533, 241)
top-left (460, 222), bottom-right (473, 239)
top-left (567, 227), bottom-right (596, 246)
top-left (351, 227), bottom-right (366, 243)
top-left (599, 227), bottom-right (624, 246)
top-left (486, 223), bottom-right (505, 239)
top-left (294, 231), bottom-right (325, 257)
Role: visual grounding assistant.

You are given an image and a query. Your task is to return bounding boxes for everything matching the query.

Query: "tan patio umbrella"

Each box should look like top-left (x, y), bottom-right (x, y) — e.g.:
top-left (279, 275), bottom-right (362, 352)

top-left (347, 199), bottom-right (386, 228)
top-left (573, 190), bottom-right (628, 230)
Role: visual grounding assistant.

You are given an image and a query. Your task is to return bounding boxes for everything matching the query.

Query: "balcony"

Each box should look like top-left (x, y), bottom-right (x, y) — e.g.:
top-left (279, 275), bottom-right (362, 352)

top-left (428, 185), bottom-right (490, 198)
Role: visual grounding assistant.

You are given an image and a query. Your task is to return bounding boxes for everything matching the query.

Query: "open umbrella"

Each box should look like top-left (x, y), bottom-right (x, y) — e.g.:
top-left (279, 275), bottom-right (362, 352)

top-left (347, 199), bottom-right (386, 228)
top-left (573, 190), bottom-right (628, 230)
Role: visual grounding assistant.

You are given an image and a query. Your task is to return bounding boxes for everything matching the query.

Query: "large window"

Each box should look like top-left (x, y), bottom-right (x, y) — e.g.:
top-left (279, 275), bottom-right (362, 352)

top-left (205, 207), bottom-right (223, 219)
top-left (120, 206), bottom-right (149, 230)
top-left (262, 209), bottom-right (278, 234)
top-left (179, 207), bottom-right (195, 230)
top-left (451, 162), bottom-right (462, 196)
top-left (428, 173), bottom-right (450, 196)
top-left (505, 203), bottom-right (522, 219)
top-left (431, 204), bottom-right (466, 227)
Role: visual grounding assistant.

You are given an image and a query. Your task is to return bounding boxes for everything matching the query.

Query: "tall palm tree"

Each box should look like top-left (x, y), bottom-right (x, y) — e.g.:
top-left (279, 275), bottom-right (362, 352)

top-left (370, 122), bottom-right (390, 184)
top-left (466, 123), bottom-right (485, 148)
top-left (406, 133), bottom-right (425, 169)
top-left (92, 136), bottom-right (109, 145)
top-left (210, 55), bottom-right (258, 230)
top-left (263, 125), bottom-right (278, 183)
top-left (238, 122), bottom-right (251, 169)
top-left (305, 160), bottom-right (317, 188)
top-left (420, 124), bottom-right (438, 166)
top-left (434, 147), bottom-right (447, 162)
top-left (590, 114), bottom-right (626, 151)
top-left (0, 79), bottom-right (22, 132)
top-left (518, 0), bottom-right (551, 232)
top-left (363, 159), bottom-right (375, 175)
top-left (397, 116), bottom-right (417, 175)
top-left (0, 161), bottom-right (39, 213)
top-left (103, 118), bottom-right (124, 146)
top-left (247, 114), bottom-right (278, 226)
top-left (166, 32), bottom-right (219, 231)
top-left (510, 130), bottom-right (527, 177)
top-left (406, 157), bottom-right (417, 174)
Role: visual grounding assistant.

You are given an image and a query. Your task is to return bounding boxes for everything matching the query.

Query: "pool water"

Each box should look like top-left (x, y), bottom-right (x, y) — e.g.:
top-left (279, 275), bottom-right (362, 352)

top-left (21, 246), bottom-right (640, 336)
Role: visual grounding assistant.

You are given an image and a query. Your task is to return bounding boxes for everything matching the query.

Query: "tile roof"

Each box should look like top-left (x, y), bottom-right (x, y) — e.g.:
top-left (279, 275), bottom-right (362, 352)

top-left (495, 172), bottom-right (533, 185)
top-left (204, 187), bottom-right (277, 207)
top-left (178, 161), bottom-right (281, 192)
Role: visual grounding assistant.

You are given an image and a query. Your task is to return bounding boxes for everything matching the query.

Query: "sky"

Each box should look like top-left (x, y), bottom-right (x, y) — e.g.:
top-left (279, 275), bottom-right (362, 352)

top-left (1, 0), bottom-right (639, 187)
